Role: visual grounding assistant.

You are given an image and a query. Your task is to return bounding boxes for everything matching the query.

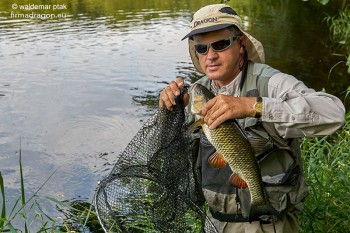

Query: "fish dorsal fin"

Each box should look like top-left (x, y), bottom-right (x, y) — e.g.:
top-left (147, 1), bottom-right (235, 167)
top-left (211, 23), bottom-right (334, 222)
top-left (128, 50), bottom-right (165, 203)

top-left (229, 173), bottom-right (248, 189)
top-left (208, 151), bottom-right (227, 168)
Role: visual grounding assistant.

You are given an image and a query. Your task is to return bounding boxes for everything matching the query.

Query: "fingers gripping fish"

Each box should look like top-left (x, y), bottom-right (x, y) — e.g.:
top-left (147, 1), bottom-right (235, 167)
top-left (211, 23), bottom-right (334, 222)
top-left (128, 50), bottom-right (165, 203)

top-left (188, 83), bottom-right (280, 222)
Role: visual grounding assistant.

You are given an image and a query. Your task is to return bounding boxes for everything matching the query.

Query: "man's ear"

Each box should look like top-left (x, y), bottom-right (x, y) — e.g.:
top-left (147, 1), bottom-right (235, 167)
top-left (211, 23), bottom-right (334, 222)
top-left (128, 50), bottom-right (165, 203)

top-left (239, 35), bottom-right (248, 54)
top-left (239, 35), bottom-right (248, 46)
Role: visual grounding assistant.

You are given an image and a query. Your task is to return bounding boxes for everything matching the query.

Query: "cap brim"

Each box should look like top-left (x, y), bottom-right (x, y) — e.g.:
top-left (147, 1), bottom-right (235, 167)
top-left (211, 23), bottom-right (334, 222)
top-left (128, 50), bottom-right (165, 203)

top-left (181, 24), bottom-right (233, 40)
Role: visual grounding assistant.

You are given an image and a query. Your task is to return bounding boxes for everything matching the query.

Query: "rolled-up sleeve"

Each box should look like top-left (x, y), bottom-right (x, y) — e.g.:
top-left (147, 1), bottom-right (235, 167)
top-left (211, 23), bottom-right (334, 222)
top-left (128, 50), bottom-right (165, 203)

top-left (262, 73), bottom-right (345, 138)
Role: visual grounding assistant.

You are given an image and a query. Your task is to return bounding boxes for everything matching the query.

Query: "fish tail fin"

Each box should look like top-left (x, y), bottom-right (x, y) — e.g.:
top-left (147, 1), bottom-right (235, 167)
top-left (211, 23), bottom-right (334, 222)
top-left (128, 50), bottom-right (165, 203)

top-left (249, 202), bottom-right (281, 223)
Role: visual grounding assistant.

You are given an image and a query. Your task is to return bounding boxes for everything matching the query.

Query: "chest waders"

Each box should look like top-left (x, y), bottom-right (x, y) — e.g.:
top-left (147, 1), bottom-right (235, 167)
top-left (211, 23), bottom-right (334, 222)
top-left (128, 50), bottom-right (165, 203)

top-left (189, 62), bottom-right (309, 224)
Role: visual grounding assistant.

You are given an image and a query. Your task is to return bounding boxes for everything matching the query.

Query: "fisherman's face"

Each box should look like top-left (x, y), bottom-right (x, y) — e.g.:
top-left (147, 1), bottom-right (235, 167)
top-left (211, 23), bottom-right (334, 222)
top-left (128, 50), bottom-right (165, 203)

top-left (194, 28), bottom-right (243, 87)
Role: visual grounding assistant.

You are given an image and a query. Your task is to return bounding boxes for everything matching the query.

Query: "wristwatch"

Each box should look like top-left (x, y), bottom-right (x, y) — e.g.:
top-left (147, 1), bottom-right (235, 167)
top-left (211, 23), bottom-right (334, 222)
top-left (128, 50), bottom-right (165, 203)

top-left (253, 97), bottom-right (263, 118)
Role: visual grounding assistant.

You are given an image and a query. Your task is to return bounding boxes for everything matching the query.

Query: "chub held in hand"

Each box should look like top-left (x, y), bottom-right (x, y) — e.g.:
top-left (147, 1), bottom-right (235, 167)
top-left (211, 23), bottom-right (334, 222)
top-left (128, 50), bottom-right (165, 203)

top-left (189, 83), bottom-right (280, 222)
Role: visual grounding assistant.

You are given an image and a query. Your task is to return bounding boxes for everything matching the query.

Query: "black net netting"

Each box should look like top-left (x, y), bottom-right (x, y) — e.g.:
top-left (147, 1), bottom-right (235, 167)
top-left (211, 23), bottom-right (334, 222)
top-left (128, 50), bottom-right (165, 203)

top-left (95, 87), bottom-right (218, 233)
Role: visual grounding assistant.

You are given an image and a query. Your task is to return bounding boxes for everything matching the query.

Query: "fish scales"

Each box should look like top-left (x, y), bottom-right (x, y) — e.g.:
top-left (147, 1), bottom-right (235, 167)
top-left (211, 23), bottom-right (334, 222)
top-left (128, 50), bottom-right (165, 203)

top-left (189, 83), bottom-right (280, 222)
top-left (202, 121), bottom-right (266, 207)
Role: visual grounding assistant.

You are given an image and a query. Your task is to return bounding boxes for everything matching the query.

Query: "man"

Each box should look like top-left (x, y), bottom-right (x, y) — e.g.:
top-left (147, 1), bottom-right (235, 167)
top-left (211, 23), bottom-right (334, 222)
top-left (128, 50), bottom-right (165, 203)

top-left (159, 4), bottom-right (345, 233)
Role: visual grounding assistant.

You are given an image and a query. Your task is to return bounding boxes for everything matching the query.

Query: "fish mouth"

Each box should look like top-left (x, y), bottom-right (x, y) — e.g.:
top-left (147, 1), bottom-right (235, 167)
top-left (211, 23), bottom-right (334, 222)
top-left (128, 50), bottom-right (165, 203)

top-left (191, 84), bottom-right (215, 98)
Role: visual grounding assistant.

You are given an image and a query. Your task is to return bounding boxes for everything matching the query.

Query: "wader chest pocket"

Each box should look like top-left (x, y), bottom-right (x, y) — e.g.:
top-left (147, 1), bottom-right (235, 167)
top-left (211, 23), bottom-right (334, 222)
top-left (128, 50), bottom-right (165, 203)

top-left (257, 148), bottom-right (299, 186)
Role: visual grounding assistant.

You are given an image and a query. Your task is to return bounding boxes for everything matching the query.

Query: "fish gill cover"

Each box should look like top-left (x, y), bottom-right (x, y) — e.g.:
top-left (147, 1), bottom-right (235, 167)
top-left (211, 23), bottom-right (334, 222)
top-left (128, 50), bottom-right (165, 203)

top-left (95, 86), bottom-right (218, 233)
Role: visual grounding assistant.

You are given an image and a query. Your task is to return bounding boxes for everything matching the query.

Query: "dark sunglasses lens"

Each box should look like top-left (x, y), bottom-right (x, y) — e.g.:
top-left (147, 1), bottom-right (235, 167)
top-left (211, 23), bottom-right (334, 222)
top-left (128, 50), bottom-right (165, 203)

top-left (195, 44), bottom-right (208, 54)
top-left (212, 39), bottom-right (231, 51)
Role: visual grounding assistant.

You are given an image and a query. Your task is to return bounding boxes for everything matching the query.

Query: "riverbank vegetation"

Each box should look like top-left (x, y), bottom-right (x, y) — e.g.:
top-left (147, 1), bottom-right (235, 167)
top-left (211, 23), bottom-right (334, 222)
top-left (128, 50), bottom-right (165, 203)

top-left (324, 3), bottom-right (350, 108)
top-left (299, 112), bottom-right (350, 233)
top-left (300, 7), bottom-right (350, 230)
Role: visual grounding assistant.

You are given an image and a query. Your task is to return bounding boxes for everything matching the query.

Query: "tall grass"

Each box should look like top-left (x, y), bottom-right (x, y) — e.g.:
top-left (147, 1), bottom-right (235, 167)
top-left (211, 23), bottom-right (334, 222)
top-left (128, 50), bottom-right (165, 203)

top-left (325, 4), bottom-right (350, 55)
top-left (324, 4), bottom-right (350, 103)
top-left (299, 112), bottom-right (350, 233)
top-left (0, 146), bottom-right (57, 232)
top-left (0, 143), bottom-right (96, 232)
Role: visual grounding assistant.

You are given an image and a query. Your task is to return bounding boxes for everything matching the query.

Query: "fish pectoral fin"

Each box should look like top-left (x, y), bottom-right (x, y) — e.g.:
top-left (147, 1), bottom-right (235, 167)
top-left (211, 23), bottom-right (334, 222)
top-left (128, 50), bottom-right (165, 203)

top-left (229, 173), bottom-right (248, 189)
top-left (188, 119), bottom-right (204, 133)
top-left (208, 151), bottom-right (227, 168)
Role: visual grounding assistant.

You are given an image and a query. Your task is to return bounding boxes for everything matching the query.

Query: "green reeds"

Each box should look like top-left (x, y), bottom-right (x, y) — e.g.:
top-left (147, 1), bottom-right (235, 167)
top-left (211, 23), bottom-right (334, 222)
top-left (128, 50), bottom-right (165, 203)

top-left (324, 3), bottom-right (350, 103)
top-left (300, 112), bottom-right (350, 233)
top-left (19, 140), bottom-right (29, 233)
top-left (0, 141), bottom-right (95, 232)
top-left (0, 143), bottom-right (55, 232)
top-left (1, 171), bottom-right (7, 230)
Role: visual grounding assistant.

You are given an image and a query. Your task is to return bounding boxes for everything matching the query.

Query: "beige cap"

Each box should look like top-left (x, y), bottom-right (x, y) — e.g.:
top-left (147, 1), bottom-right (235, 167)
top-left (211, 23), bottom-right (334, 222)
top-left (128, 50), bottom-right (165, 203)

top-left (183, 4), bottom-right (265, 74)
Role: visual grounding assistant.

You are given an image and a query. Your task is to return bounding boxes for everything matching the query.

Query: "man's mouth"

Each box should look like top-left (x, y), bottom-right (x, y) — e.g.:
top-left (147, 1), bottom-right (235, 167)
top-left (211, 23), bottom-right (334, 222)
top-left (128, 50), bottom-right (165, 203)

top-left (207, 64), bottom-right (220, 71)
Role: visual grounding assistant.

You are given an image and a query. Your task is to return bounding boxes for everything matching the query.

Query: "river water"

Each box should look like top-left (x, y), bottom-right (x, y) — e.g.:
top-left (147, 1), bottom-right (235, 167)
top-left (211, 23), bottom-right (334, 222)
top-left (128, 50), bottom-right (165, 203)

top-left (0, 0), bottom-right (348, 230)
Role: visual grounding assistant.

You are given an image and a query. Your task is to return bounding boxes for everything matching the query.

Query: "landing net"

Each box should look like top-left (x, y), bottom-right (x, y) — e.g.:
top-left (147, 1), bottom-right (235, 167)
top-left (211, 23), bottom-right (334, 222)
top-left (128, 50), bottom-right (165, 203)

top-left (95, 87), bottom-right (218, 233)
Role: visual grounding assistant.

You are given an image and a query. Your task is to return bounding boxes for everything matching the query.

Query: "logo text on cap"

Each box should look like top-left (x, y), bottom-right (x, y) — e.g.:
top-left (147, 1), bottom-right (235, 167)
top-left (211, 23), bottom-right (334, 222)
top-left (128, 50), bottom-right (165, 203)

top-left (192, 17), bottom-right (218, 29)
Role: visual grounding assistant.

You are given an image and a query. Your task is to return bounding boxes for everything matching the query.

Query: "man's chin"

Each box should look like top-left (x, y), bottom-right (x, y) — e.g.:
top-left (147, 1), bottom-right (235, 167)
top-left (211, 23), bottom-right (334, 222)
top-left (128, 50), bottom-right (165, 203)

top-left (206, 74), bottom-right (221, 81)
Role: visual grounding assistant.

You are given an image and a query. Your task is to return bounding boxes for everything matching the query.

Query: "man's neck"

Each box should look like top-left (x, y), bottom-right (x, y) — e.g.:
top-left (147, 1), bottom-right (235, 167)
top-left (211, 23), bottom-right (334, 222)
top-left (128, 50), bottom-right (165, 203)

top-left (211, 72), bottom-right (242, 96)
top-left (214, 68), bottom-right (241, 88)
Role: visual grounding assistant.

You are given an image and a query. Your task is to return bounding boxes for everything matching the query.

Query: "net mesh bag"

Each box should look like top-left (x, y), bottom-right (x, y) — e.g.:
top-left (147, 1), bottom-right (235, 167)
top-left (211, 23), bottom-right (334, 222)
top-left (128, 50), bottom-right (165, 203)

top-left (95, 87), bottom-right (218, 233)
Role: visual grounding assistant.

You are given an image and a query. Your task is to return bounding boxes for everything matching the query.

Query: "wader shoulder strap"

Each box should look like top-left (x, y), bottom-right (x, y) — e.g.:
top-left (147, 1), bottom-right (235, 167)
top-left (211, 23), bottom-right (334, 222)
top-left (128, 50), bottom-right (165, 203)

top-left (240, 61), bottom-right (280, 98)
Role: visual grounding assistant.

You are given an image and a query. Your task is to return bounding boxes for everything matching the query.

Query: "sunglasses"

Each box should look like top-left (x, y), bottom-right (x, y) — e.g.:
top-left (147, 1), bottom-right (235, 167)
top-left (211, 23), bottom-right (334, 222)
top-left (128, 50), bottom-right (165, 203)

top-left (194, 36), bottom-right (239, 55)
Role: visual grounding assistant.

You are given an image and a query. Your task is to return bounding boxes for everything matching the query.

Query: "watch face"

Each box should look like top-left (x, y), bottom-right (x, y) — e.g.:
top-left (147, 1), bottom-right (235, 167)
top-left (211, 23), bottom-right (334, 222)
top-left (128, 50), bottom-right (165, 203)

top-left (255, 102), bottom-right (262, 113)
top-left (253, 101), bottom-right (262, 118)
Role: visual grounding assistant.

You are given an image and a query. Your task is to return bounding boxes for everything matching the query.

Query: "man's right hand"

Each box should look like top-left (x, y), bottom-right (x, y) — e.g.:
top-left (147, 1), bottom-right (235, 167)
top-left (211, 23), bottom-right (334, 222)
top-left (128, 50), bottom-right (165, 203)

top-left (159, 76), bottom-right (188, 110)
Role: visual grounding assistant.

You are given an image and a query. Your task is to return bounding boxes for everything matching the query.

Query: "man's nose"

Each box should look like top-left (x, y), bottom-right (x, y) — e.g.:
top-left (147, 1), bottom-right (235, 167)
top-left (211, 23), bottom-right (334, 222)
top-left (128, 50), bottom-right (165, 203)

top-left (206, 46), bottom-right (218, 59)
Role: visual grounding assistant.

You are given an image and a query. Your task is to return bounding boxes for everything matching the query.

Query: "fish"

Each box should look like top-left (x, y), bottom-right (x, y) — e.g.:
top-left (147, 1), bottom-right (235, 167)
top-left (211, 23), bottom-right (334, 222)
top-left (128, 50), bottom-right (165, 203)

top-left (189, 83), bottom-right (280, 222)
